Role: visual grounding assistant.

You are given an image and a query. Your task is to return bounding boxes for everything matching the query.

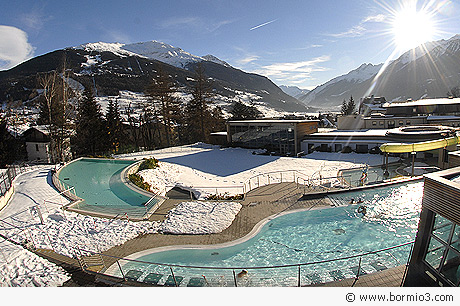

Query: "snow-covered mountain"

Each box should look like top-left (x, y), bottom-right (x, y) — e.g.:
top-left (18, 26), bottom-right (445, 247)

top-left (299, 34), bottom-right (460, 109)
top-left (1, 40), bottom-right (310, 115)
top-left (299, 63), bottom-right (383, 108)
top-left (76, 41), bottom-right (231, 70)
top-left (279, 85), bottom-right (310, 99)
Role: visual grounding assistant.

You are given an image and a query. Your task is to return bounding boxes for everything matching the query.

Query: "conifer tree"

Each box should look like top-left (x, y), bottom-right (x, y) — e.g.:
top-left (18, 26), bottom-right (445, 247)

top-left (145, 67), bottom-right (180, 147)
top-left (74, 86), bottom-right (106, 156)
top-left (105, 98), bottom-right (124, 153)
top-left (184, 64), bottom-right (216, 143)
top-left (0, 118), bottom-right (15, 167)
top-left (341, 96), bottom-right (356, 115)
top-left (230, 100), bottom-right (262, 120)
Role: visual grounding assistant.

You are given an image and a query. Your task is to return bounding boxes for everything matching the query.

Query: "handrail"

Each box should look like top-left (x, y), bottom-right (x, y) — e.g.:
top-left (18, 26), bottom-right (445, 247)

top-left (243, 169), bottom-right (311, 195)
top-left (84, 240), bottom-right (415, 271)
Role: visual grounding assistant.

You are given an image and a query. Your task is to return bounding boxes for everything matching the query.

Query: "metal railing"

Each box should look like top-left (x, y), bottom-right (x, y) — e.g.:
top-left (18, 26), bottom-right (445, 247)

top-left (84, 241), bottom-right (414, 287)
top-left (50, 164), bottom-right (165, 220)
top-left (0, 164), bottom-right (42, 198)
top-left (242, 170), bottom-right (311, 195)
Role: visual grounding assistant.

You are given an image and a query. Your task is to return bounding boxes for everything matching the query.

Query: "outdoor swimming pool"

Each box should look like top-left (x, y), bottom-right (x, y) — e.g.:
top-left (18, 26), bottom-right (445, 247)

top-left (109, 180), bottom-right (424, 286)
top-left (57, 158), bottom-right (162, 218)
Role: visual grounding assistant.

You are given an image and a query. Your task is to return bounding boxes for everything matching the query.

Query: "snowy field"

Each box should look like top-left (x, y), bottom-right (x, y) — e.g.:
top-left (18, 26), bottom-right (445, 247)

top-left (0, 144), bottom-right (396, 286)
top-left (121, 144), bottom-right (395, 198)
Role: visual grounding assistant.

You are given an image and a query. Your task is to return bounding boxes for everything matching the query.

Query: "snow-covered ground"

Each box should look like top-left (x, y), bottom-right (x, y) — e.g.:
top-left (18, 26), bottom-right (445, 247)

top-left (159, 201), bottom-right (242, 234)
top-left (126, 145), bottom-right (396, 198)
top-left (0, 144), bottom-right (395, 286)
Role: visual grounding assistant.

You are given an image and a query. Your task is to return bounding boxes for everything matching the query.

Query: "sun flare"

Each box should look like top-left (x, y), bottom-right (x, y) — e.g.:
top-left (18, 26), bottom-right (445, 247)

top-left (391, 4), bottom-right (436, 51)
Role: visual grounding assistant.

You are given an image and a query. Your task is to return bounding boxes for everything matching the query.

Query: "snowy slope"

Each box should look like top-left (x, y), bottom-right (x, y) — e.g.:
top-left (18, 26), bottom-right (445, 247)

top-left (300, 63), bottom-right (383, 107)
top-left (279, 85), bottom-right (310, 99)
top-left (299, 34), bottom-right (460, 108)
top-left (76, 40), bottom-right (230, 70)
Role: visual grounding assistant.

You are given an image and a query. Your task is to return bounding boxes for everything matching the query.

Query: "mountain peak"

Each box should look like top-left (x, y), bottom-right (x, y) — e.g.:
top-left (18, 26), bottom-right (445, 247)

top-left (74, 40), bottom-right (233, 70)
top-left (202, 55), bottom-right (231, 68)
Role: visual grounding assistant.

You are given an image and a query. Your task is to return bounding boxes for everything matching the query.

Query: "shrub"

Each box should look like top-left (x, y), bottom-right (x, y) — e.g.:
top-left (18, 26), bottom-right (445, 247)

top-left (205, 193), bottom-right (244, 201)
top-left (129, 173), bottom-right (151, 192)
top-left (138, 157), bottom-right (159, 171)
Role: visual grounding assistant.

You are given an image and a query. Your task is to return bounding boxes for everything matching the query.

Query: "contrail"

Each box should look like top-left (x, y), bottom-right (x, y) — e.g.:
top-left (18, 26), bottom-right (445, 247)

top-left (250, 19), bottom-right (277, 31)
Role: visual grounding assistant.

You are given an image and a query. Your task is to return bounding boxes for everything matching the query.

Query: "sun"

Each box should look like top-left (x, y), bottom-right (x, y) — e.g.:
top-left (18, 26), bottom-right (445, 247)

top-left (391, 3), bottom-right (436, 51)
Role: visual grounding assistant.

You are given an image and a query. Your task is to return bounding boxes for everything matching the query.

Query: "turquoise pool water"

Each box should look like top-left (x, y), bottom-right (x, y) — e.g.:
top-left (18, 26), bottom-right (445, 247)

top-left (58, 158), bottom-right (155, 216)
top-left (113, 181), bottom-right (424, 286)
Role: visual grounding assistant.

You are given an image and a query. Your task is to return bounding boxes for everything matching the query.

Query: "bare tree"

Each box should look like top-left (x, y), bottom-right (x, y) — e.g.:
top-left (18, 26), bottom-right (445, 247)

top-left (37, 59), bottom-right (74, 163)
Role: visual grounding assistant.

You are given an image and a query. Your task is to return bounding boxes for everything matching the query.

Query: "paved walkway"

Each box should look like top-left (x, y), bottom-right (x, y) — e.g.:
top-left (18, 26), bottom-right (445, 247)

top-left (100, 182), bottom-right (329, 269)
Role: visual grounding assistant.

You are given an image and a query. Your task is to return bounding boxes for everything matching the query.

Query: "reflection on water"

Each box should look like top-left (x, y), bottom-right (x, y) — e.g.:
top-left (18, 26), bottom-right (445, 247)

top-left (111, 182), bottom-right (424, 286)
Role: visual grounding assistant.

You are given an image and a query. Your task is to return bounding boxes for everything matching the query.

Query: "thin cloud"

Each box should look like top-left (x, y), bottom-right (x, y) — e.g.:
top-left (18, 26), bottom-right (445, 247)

top-left (363, 14), bottom-right (386, 23)
top-left (236, 54), bottom-right (260, 65)
top-left (326, 14), bottom-right (387, 38)
top-left (160, 16), bottom-right (234, 33)
top-left (250, 19), bottom-right (277, 31)
top-left (104, 30), bottom-right (132, 44)
top-left (328, 25), bottom-right (367, 38)
top-left (0, 25), bottom-right (35, 70)
top-left (20, 11), bottom-right (52, 31)
top-left (254, 55), bottom-right (331, 83)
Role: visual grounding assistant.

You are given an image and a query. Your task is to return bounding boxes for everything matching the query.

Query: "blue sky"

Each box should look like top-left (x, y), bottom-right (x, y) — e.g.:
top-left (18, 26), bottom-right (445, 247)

top-left (1, 0), bottom-right (459, 89)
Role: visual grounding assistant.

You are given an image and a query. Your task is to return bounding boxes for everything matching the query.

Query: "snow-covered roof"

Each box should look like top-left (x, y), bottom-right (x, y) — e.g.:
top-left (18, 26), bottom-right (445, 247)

top-left (383, 97), bottom-right (460, 108)
top-left (229, 119), bottom-right (318, 124)
top-left (26, 125), bottom-right (51, 135)
top-left (427, 115), bottom-right (460, 120)
top-left (309, 129), bottom-right (390, 137)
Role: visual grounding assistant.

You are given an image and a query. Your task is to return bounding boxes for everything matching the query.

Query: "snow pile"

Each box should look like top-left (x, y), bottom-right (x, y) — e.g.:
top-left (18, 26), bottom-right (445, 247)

top-left (160, 201), bottom-right (242, 234)
top-left (137, 161), bottom-right (184, 195)
top-left (0, 247), bottom-right (70, 287)
top-left (22, 208), bottom-right (161, 258)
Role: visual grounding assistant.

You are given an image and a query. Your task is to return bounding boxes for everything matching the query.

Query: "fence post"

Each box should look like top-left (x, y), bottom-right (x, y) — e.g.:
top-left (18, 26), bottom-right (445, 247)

top-left (298, 265), bottom-right (301, 287)
top-left (117, 260), bottom-right (126, 281)
top-left (232, 269), bottom-right (238, 287)
top-left (170, 266), bottom-right (178, 287)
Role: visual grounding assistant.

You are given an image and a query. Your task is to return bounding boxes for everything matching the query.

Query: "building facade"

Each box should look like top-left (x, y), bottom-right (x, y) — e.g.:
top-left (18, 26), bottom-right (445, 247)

top-left (23, 126), bottom-right (52, 163)
top-left (226, 120), bottom-right (318, 156)
top-left (404, 167), bottom-right (460, 287)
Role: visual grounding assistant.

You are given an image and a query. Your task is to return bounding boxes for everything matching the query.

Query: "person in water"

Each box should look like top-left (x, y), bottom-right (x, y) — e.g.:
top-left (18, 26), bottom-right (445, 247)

top-left (357, 205), bottom-right (367, 216)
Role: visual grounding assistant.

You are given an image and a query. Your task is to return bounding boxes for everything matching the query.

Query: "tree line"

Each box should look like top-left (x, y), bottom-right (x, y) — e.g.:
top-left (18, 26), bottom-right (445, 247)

top-left (0, 58), bottom-right (266, 166)
top-left (28, 63), bottom-right (262, 163)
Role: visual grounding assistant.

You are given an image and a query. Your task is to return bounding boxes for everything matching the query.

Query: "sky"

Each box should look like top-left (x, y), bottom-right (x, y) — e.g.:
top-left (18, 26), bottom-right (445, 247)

top-left (0, 0), bottom-right (459, 90)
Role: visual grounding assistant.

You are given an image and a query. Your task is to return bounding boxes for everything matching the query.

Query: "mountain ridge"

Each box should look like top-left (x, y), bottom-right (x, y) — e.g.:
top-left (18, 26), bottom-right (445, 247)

top-left (0, 41), bottom-right (311, 115)
top-left (299, 34), bottom-right (460, 109)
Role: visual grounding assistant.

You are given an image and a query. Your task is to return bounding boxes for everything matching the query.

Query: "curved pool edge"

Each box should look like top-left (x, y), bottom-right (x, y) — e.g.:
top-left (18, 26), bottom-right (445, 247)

top-left (104, 205), bottom-right (332, 275)
top-left (55, 157), bottom-right (161, 221)
top-left (120, 160), bottom-right (157, 198)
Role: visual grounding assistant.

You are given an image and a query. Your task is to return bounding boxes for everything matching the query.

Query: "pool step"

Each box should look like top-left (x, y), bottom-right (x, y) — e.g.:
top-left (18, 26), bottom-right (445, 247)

top-left (79, 254), bottom-right (105, 273)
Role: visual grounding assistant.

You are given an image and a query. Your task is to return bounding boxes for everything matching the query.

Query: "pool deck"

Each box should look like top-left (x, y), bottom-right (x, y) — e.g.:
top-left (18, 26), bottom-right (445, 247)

top-left (28, 180), bottom-right (411, 287)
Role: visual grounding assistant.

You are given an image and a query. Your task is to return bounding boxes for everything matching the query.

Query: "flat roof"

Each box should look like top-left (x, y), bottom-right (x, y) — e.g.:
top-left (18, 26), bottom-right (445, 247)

top-left (309, 129), bottom-right (390, 137)
top-left (228, 119), bottom-right (319, 124)
top-left (383, 97), bottom-right (460, 108)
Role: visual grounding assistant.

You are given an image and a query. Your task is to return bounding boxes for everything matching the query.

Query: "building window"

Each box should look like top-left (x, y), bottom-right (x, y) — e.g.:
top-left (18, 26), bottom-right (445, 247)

top-left (399, 120), bottom-right (404, 126)
top-left (372, 121), bottom-right (377, 126)
top-left (406, 120), bottom-right (411, 125)
top-left (379, 121), bottom-right (384, 126)
top-left (423, 214), bottom-right (460, 286)
top-left (356, 144), bottom-right (368, 153)
top-left (35, 144), bottom-right (39, 152)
